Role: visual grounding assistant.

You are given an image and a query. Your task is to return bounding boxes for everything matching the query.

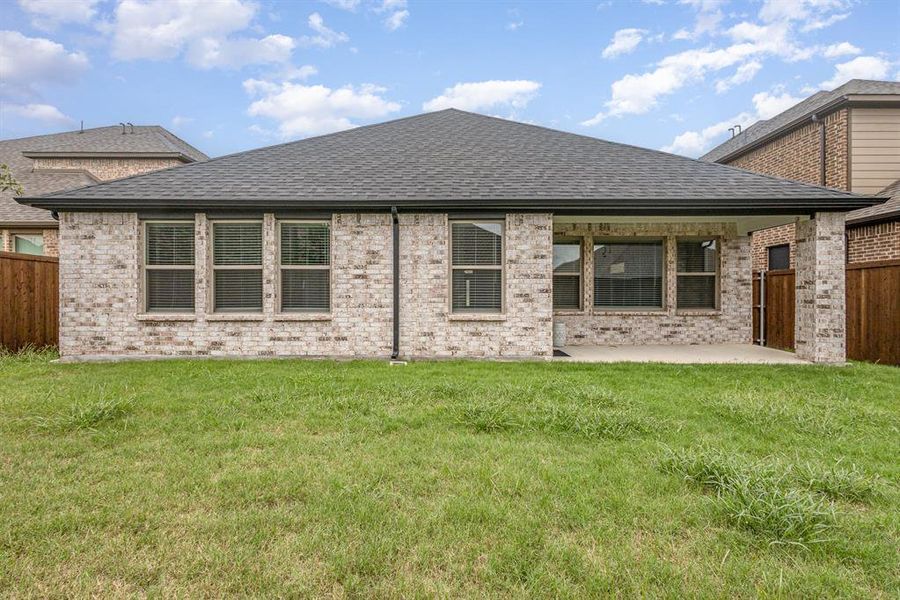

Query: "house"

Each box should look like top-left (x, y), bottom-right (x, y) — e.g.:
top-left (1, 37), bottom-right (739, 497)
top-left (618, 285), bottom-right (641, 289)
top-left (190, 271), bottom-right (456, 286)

top-left (701, 79), bottom-right (900, 270)
top-left (17, 110), bottom-right (880, 363)
top-left (1, 125), bottom-right (207, 256)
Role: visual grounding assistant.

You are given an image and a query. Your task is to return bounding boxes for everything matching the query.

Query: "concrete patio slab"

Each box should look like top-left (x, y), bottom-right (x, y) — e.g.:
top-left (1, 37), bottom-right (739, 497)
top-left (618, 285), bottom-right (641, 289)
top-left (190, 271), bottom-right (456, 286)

top-left (555, 343), bottom-right (810, 364)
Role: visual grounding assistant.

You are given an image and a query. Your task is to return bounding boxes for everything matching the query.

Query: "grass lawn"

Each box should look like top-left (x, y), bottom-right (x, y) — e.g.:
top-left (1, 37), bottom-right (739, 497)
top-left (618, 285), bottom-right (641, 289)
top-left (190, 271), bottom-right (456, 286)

top-left (1, 352), bottom-right (898, 597)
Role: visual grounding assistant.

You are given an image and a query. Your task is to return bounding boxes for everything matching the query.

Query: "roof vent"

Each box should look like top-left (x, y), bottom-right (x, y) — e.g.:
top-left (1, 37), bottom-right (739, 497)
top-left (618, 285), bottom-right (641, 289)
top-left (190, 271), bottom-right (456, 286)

top-left (120, 122), bottom-right (126, 134)
top-left (127, 122), bottom-right (134, 134)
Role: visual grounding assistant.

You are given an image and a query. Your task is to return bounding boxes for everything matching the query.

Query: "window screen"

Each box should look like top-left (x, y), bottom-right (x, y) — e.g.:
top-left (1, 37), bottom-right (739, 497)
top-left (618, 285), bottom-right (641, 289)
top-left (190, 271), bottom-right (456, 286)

top-left (594, 241), bottom-right (664, 308)
top-left (677, 239), bottom-right (718, 309)
top-left (280, 222), bottom-right (330, 312)
top-left (553, 239), bottom-right (581, 310)
top-left (451, 221), bottom-right (503, 313)
top-left (768, 244), bottom-right (790, 271)
top-left (144, 222), bottom-right (194, 312)
top-left (13, 234), bottom-right (43, 255)
top-left (212, 222), bottom-right (263, 312)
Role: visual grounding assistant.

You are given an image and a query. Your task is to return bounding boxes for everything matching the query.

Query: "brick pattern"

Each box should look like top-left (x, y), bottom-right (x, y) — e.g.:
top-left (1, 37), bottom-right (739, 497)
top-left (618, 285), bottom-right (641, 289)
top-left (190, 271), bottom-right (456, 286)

top-left (728, 109), bottom-right (849, 190)
top-left (0, 227), bottom-right (58, 255)
top-left (751, 223), bottom-right (796, 271)
top-left (399, 213), bottom-right (553, 358)
top-left (847, 221), bottom-right (900, 263)
top-left (58, 211), bottom-right (554, 360)
top-left (33, 157), bottom-right (184, 182)
top-left (552, 222), bottom-right (752, 345)
top-left (795, 212), bottom-right (846, 363)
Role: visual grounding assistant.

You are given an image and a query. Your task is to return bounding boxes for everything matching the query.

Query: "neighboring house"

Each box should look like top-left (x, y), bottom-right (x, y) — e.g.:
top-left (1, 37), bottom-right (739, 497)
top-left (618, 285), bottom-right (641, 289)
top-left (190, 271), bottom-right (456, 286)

top-left (701, 79), bottom-right (900, 270)
top-left (0, 125), bottom-right (207, 256)
top-left (18, 110), bottom-right (879, 363)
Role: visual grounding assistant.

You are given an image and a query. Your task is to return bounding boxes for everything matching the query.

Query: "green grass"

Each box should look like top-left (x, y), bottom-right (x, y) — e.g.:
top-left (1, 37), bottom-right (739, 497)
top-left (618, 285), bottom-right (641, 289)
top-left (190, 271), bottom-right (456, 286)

top-left (0, 353), bottom-right (898, 597)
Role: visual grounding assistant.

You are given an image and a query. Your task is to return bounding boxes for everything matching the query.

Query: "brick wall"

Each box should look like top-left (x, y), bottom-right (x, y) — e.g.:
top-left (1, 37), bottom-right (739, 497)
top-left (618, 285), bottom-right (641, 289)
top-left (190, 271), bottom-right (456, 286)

top-left (33, 157), bottom-right (184, 182)
top-left (795, 212), bottom-right (845, 363)
top-left (552, 222), bottom-right (752, 345)
top-left (0, 227), bottom-right (58, 255)
top-left (58, 211), bottom-right (554, 360)
top-left (751, 223), bottom-right (796, 271)
top-left (847, 221), bottom-right (900, 263)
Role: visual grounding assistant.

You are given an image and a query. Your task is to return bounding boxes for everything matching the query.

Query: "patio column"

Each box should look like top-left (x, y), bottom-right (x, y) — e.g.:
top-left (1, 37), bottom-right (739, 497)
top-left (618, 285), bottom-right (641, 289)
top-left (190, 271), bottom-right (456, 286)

top-left (794, 212), bottom-right (846, 363)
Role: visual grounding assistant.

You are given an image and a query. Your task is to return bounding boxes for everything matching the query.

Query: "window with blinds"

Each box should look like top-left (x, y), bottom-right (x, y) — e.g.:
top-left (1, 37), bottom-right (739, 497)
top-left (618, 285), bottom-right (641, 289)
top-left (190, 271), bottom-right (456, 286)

top-left (553, 238), bottom-right (581, 310)
top-left (280, 221), bottom-right (331, 312)
top-left (450, 221), bottom-right (503, 313)
top-left (677, 238), bottom-right (718, 309)
top-left (212, 221), bottom-right (263, 312)
top-left (594, 240), bottom-right (664, 309)
top-left (144, 221), bottom-right (195, 312)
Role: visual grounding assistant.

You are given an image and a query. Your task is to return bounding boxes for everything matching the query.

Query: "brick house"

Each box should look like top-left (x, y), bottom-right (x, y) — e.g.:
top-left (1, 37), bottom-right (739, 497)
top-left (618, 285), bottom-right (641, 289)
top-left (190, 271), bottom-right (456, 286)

top-left (17, 110), bottom-right (879, 363)
top-left (701, 79), bottom-right (900, 271)
top-left (1, 125), bottom-right (207, 256)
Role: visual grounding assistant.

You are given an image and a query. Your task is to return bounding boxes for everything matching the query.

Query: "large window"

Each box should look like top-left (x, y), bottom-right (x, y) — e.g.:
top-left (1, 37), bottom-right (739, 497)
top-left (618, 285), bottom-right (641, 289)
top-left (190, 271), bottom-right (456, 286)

top-left (677, 238), bottom-right (718, 309)
top-left (212, 221), bottom-right (263, 312)
top-left (144, 221), bottom-right (195, 312)
top-left (13, 233), bottom-right (43, 255)
top-left (553, 238), bottom-right (581, 310)
top-left (279, 221), bottom-right (331, 312)
top-left (594, 240), bottom-right (664, 309)
top-left (450, 221), bottom-right (503, 313)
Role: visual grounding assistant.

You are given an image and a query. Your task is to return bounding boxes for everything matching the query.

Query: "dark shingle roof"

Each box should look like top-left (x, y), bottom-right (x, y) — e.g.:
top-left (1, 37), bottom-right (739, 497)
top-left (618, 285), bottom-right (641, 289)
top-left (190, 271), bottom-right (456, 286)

top-left (701, 79), bottom-right (900, 163)
top-left (2, 125), bottom-right (208, 224)
top-left (847, 179), bottom-right (900, 225)
top-left (21, 110), bottom-right (877, 215)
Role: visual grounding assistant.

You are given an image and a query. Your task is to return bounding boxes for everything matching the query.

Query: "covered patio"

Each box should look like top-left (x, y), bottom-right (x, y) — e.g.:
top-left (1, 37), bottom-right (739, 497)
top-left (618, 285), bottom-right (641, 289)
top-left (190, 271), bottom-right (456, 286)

top-left (553, 343), bottom-right (809, 364)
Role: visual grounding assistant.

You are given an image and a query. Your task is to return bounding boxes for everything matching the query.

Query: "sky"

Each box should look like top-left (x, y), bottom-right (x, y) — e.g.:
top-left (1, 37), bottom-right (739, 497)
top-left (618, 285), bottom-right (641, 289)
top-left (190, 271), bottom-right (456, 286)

top-left (1, 0), bottom-right (898, 159)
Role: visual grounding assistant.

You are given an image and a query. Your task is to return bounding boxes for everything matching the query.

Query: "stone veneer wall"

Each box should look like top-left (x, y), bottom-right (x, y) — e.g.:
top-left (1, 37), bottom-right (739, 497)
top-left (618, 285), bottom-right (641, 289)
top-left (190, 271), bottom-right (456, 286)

top-left (552, 222), bottom-right (752, 345)
top-left (794, 212), bottom-right (846, 363)
top-left (33, 157), bottom-right (184, 182)
top-left (399, 213), bottom-right (553, 358)
top-left (58, 211), bottom-right (553, 360)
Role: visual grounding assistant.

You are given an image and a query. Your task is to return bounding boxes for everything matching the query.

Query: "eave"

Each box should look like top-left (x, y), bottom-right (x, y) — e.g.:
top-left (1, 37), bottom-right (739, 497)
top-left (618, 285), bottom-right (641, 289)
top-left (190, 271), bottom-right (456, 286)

top-left (21, 151), bottom-right (197, 163)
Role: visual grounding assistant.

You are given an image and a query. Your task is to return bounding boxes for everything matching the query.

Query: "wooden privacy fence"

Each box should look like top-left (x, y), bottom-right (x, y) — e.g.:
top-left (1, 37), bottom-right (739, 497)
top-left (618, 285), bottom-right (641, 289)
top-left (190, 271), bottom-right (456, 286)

top-left (0, 251), bottom-right (59, 351)
top-left (753, 259), bottom-right (900, 366)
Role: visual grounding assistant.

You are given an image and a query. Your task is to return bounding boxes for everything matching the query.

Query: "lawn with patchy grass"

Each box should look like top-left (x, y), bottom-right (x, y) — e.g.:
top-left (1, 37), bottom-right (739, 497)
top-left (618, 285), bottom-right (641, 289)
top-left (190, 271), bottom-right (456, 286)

top-left (1, 352), bottom-right (898, 597)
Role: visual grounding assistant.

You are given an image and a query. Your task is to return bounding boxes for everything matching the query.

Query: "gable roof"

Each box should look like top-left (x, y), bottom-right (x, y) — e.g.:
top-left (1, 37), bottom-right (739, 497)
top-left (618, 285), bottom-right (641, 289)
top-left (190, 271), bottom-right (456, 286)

top-left (847, 179), bottom-right (900, 225)
top-left (2, 125), bottom-right (208, 225)
top-left (20, 109), bottom-right (878, 216)
top-left (701, 79), bottom-right (900, 164)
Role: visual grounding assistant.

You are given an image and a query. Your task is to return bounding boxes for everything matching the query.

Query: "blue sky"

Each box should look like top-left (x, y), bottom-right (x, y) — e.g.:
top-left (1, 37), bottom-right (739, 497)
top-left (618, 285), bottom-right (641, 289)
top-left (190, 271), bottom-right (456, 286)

top-left (2, 0), bottom-right (898, 158)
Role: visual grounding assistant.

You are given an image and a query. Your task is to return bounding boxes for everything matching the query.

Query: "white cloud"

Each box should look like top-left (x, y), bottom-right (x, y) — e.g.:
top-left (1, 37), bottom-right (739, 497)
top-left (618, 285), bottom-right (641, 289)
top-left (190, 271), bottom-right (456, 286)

top-left (299, 12), bottom-right (349, 48)
top-left (323, 0), bottom-right (361, 10)
top-left (714, 60), bottom-right (762, 93)
top-left (822, 42), bottom-right (861, 59)
top-left (758, 0), bottom-right (851, 32)
top-left (2, 102), bottom-right (74, 124)
top-left (187, 34), bottom-right (295, 69)
top-left (171, 115), bottom-right (194, 128)
top-left (799, 12), bottom-right (849, 32)
top-left (245, 80), bottom-right (401, 137)
top-left (0, 31), bottom-right (90, 98)
top-left (17, 0), bottom-right (100, 29)
top-left (676, 0), bottom-right (725, 40)
top-left (820, 56), bottom-right (891, 89)
top-left (384, 9), bottom-right (409, 30)
top-left (602, 28), bottom-right (646, 59)
top-left (751, 89), bottom-right (803, 119)
top-left (423, 80), bottom-right (541, 112)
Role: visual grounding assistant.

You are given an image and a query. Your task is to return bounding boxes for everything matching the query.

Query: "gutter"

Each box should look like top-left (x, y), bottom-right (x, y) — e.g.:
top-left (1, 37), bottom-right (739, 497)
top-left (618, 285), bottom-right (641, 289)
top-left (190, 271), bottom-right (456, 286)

top-left (391, 206), bottom-right (400, 360)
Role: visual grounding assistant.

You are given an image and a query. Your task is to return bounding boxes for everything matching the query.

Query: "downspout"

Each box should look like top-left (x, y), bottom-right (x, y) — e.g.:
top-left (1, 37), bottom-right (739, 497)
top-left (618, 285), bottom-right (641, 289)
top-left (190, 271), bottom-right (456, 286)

top-left (391, 206), bottom-right (400, 360)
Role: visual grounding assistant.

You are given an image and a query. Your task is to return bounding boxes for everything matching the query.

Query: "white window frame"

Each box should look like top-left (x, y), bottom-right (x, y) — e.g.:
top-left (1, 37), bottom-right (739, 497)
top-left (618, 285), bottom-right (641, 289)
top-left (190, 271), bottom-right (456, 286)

top-left (277, 219), bottom-right (333, 313)
top-left (675, 236), bottom-right (720, 311)
top-left (11, 230), bottom-right (45, 256)
top-left (449, 219), bottom-right (505, 314)
top-left (143, 220), bottom-right (195, 313)
top-left (210, 219), bottom-right (264, 313)
top-left (592, 237), bottom-right (666, 311)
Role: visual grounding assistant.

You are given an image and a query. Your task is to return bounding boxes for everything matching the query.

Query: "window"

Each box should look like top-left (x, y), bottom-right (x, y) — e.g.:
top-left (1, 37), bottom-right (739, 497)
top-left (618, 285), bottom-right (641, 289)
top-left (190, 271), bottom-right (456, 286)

top-left (13, 233), bottom-right (43, 255)
top-left (279, 221), bottom-right (331, 312)
top-left (144, 222), bottom-right (195, 312)
top-left (450, 221), bottom-right (503, 313)
top-left (553, 238), bottom-right (581, 310)
top-left (594, 240), bottom-right (664, 309)
top-left (677, 238), bottom-right (718, 309)
top-left (768, 244), bottom-right (790, 271)
top-left (212, 221), bottom-right (263, 312)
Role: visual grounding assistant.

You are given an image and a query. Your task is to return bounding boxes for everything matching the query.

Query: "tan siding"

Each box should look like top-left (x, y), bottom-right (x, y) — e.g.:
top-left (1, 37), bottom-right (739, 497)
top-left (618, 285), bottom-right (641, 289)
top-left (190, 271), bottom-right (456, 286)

top-left (850, 108), bottom-right (900, 194)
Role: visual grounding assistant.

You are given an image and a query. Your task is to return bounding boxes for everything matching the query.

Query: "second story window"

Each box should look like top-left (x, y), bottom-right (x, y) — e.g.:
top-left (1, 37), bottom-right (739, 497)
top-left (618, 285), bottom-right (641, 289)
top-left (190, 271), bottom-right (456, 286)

top-left (212, 221), bottom-right (263, 312)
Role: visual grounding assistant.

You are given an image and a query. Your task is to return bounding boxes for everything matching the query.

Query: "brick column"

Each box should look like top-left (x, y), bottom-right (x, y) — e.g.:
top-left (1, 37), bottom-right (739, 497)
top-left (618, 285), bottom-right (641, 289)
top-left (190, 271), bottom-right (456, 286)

top-left (794, 212), bottom-right (845, 363)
